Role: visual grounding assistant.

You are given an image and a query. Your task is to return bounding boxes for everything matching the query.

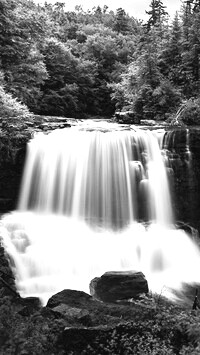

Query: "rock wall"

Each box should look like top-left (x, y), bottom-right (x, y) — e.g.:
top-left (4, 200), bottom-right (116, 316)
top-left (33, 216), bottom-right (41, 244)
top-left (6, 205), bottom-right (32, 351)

top-left (163, 128), bottom-right (200, 232)
top-left (0, 132), bottom-right (29, 212)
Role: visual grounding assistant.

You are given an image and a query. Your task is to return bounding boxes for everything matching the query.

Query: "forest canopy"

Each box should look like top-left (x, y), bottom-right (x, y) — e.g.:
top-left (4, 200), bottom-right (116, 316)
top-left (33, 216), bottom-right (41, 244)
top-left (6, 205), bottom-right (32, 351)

top-left (1, 0), bottom-right (200, 121)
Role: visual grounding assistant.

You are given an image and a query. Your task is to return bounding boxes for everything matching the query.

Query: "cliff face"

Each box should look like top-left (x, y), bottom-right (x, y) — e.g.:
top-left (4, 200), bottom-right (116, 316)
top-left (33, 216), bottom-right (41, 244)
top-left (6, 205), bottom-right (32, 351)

top-left (163, 128), bottom-right (200, 232)
top-left (0, 132), bottom-right (29, 212)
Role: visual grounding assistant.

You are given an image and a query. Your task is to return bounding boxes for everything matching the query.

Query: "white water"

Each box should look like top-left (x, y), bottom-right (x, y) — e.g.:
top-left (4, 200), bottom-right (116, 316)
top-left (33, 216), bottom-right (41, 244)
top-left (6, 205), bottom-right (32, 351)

top-left (1, 122), bottom-right (200, 304)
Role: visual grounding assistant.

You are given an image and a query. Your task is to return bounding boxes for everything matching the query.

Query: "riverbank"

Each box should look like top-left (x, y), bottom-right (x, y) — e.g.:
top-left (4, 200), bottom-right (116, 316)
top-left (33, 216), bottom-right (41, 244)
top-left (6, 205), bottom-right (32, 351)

top-left (0, 276), bottom-right (199, 354)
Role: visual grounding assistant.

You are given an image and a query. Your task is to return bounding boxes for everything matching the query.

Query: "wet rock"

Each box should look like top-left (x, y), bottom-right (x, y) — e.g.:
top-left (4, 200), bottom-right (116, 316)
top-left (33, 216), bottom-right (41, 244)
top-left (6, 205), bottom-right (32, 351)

top-left (0, 242), bottom-right (16, 295)
top-left (90, 271), bottom-right (148, 303)
top-left (59, 325), bottom-right (115, 353)
top-left (17, 296), bottom-right (42, 316)
top-left (140, 119), bottom-right (157, 126)
top-left (38, 122), bottom-right (71, 131)
top-left (46, 289), bottom-right (93, 309)
top-left (33, 115), bottom-right (72, 131)
top-left (40, 306), bottom-right (62, 319)
top-left (164, 128), bottom-right (200, 232)
top-left (0, 133), bottom-right (28, 212)
top-left (115, 111), bottom-right (140, 124)
top-left (52, 304), bottom-right (92, 326)
top-left (58, 322), bottom-right (140, 354)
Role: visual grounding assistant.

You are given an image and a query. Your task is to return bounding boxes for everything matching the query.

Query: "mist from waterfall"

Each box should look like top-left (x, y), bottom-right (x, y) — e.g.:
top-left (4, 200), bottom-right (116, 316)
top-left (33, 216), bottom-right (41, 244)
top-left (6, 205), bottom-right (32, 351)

top-left (1, 122), bottom-right (200, 304)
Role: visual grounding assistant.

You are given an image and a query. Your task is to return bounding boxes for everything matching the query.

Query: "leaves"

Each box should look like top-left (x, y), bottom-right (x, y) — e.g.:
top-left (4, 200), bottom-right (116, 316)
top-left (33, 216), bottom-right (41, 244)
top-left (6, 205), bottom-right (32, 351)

top-left (0, 0), bottom-right (199, 121)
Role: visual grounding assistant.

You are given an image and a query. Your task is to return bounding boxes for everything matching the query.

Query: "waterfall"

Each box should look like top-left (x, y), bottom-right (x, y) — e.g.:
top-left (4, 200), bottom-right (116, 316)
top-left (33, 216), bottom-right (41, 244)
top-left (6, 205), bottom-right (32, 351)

top-left (1, 122), bottom-right (200, 304)
top-left (18, 127), bottom-right (173, 227)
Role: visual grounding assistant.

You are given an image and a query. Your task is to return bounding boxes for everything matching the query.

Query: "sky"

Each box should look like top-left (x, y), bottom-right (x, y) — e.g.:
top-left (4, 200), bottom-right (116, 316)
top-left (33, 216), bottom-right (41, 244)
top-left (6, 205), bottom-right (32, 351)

top-left (36, 0), bottom-right (182, 21)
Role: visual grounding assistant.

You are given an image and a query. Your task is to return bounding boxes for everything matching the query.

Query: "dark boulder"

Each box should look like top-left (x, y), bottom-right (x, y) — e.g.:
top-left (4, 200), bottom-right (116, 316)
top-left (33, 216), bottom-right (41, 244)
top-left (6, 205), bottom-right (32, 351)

top-left (17, 296), bottom-right (42, 316)
top-left (90, 271), bottom-right (148, 303)
top-left (46, 289), bottom-right (93, 309)
top-left (51, 304), bottom-right (92, 326)
top-left (58, 325), bottom-right (115, 353)
top-left (58, 322), bottom-right (140, 354)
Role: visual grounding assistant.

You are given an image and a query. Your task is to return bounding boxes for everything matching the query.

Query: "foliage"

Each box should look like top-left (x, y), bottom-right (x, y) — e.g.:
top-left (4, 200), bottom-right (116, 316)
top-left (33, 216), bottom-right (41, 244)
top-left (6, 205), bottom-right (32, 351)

top-left (0, 296), bottom-right (66, 354)
top-left (113, 8), bottom-right (129, 34)
top-left (176, 98), bottom-right (200, 125)
top-left (0, 0), bottom-right (48, 113)
top-left (109, 1), bottom-right (200, 122)
top-left (0, 0), bottom-right (200, 121)
top-left (133, 80), bottom-right (181, 120)
top-left (1, 292), bottom-right (200, 354)
top-left (0, 82), bottom-right (32, 122)
top-left (145, 0), bottom-right (168, 31)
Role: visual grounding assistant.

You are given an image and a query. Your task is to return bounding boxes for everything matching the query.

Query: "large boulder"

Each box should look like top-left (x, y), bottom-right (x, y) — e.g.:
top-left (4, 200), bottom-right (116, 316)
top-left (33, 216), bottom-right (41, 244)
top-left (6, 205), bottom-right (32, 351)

top-left (90, 271), bottom-right (148, 303)
top-left (58, 325), bottom-right (116, 353)
top-left (46, 289), bottom-right (93, 309)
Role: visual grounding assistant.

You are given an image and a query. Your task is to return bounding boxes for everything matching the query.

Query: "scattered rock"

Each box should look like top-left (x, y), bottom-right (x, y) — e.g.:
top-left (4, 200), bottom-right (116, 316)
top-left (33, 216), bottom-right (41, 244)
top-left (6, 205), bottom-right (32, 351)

top-left (17, 296), bottom-right (42, 316)
top-left (58, 324), bottom-right (115, 353)
top-left (33, 115), bottom-right (72, 132)
top-left (58, 322), bottom-right (138, 354)
top-left (90, 271), bottom-right (148, 303)
top-left (52, 304), bottom-right (92, 326)
top-left (115, 111), bottom-right (140, 124)
top-left (0, 241), bottom-right (17, 295)
top-left (46, 289), bottom-right (93, 309)
top-left (140, 119), bottom-right (157, 126)
top-left (38, 122), bottom-right (71, 131)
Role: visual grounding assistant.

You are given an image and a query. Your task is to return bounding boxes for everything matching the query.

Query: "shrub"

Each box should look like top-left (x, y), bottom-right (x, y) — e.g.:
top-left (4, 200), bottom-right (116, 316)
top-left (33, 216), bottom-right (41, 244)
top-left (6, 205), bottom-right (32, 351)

top-left (0, 84), bottom-right (33, 133)
top-left (0, 86), bottom-right (32, 121)
top-left (133, 81), bottom-right (181, 121)
top-left (177, 98), bottom-right (200, 125)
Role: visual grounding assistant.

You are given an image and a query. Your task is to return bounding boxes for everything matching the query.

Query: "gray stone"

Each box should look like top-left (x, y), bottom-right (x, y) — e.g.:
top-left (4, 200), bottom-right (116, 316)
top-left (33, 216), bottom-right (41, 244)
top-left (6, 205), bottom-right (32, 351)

top-left (46, 289), bottom-right (93, 309)
top-left (90, 271), bottom-right (148, 303)
top-left (52, 303), bottom-right (92, 326)
top-left (115, 111), bottom-right (140, 124)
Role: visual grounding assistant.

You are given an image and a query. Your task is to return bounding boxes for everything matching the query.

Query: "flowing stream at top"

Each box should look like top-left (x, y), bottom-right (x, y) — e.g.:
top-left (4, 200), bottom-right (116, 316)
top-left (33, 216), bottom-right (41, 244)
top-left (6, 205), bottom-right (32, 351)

top-left (1, 121), bottom-right (200, 304)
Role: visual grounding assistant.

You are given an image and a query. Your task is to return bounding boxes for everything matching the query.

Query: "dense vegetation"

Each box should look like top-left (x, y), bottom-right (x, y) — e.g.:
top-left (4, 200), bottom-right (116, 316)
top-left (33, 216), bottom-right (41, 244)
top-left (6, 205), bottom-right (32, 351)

top-left (1, 292), bottom-right (200, 355)
top-left (1, 0), bottom-right (200, 122)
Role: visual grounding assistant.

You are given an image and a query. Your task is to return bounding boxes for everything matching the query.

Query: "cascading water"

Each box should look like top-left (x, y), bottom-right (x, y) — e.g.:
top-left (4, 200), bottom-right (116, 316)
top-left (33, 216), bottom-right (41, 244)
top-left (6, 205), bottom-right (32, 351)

top-left (1, 121), bottom-right (200, 304)
top-left (18, 126), bottom-right (173, 227)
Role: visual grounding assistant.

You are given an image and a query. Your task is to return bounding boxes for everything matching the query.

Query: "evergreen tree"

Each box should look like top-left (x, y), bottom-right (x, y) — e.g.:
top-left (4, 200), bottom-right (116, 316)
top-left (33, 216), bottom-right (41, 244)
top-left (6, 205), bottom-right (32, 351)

top-left (2, 0), bottom-right (200, 121)
top-left (193, 0), bottom-right (200, 12)
top-left (158, 13), bottom-right (183, 86)
top-left (145, 0), bottom-right (168, 31)
top-left (113, 8), bottom-right (129, 34)
top-left (180, 2), bottom-right (200, 96)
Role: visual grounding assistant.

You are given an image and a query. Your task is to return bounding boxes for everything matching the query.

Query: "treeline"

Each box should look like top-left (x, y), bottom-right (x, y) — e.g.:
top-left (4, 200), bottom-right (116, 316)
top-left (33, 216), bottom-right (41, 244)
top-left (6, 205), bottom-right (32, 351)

top-left (1, 0), bottom-right (200, 121)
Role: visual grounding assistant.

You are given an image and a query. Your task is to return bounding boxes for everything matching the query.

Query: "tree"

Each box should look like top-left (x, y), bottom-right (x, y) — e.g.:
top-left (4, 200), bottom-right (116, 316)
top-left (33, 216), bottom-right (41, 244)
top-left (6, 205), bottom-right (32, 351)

top-left (0, 71), bottom-right (32, 131)
top-left (109, 30), bottom-right (181, 121)
top-left (0, 0), bottom-right (48, 110)
top-left (145, 0), bottom-right (168, 31)
top-left (38, 38), bottom-right (98, 117)
top-left (193, 0), bottom-right (200, 12)
top-left (158, 13), bottom-right (183, 86)
top-left (179, 3), bottom-right (200, 96)
top-left (113, 8), bottom-right (129, 34)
